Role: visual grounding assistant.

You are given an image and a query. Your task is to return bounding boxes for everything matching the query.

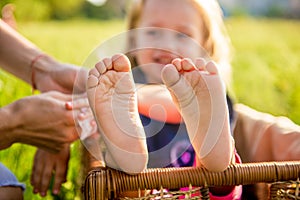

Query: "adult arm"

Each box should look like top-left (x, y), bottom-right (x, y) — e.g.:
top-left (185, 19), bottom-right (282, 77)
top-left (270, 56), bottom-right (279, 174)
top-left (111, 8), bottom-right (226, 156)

top-left (0, 19), bottom-right (87, 93)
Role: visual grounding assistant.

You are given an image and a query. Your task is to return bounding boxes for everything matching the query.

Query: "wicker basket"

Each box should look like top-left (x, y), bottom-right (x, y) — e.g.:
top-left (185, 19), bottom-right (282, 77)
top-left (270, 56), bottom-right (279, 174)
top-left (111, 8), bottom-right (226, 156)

top-left (82, 160), bottom-right (300, 200)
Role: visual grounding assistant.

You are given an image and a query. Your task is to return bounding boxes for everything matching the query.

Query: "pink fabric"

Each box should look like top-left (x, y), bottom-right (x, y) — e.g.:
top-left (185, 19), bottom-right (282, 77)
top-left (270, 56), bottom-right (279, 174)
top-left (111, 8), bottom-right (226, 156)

top-left (209, 152), bottom-right (242, 200)
top-left (179, 151), bottom-right (243, 199)
top-left (177, 185), bottom-right (242, 200)
top-left (210, 185), bottom-right (242, 200)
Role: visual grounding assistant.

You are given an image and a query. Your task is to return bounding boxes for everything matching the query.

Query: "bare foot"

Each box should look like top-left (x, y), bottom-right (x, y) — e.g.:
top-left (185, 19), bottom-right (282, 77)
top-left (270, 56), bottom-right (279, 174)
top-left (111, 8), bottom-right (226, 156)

top-left (87, 53), bottom-right (148, 173)
top-left (161, 58), bottom-right (233, 171)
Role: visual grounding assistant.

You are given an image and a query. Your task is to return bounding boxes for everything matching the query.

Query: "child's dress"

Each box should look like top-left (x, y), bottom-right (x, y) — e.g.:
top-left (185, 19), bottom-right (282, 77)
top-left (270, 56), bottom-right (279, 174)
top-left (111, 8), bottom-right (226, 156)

top-left (139, 100), bottom-right (242, 199)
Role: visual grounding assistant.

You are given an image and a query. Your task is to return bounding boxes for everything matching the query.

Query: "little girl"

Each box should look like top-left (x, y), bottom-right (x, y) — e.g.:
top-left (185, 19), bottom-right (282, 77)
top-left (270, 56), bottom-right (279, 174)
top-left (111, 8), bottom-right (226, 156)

top-left (87, 0), bottom-right (242, 199)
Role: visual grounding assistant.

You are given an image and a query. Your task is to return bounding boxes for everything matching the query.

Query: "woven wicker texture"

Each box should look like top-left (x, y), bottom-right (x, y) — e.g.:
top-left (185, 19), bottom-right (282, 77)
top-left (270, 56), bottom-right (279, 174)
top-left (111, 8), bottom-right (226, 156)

top-left (83, 161), bottom-right (300, 200)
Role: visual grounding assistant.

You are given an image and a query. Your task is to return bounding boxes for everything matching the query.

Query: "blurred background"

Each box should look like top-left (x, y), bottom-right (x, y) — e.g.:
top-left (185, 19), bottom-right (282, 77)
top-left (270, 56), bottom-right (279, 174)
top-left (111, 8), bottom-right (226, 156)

top-left (0, 0), bottom-right (299, 199)
top-left (0, 0), bottom-right (299, 21)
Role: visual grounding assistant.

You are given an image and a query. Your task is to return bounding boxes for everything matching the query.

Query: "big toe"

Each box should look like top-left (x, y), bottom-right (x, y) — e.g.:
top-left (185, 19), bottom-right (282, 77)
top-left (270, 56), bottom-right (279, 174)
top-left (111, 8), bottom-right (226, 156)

top-left (161, 64), bottom-right (180, 87)
top-left (112, 54), bottom-right (131, 72)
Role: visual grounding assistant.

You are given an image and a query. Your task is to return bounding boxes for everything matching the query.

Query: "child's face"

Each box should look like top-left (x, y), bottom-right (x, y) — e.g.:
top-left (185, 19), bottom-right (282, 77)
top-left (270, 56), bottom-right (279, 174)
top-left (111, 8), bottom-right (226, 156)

top-left (134, 0), bottom-right (205, 83)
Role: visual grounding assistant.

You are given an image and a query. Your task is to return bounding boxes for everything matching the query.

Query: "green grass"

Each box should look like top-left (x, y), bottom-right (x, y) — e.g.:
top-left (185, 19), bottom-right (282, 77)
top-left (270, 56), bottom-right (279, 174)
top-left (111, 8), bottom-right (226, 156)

top-left (0, 18), bottom-right (299, 199)
top-left (226, 17), bottom-right (300, 121)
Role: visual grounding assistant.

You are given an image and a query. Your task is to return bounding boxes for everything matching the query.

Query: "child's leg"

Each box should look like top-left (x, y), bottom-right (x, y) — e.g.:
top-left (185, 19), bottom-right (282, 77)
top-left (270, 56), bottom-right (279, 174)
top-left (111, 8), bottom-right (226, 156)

top-left (87, 53), bottom-right (148, 174)
top-left (0, 187), bottom-right (23, 200)
top-left (161, 58), bottom-right (233, 172)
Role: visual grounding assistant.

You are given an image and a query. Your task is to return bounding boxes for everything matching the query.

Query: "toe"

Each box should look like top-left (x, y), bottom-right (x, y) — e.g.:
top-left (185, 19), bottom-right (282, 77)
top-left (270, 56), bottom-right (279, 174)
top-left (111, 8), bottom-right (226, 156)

top-left (112, 54), bottom-right (131, 72)
top-left (89, 67), bottom-right (100, 77)
top-left (87, 71), bottom-right (99, 89)
top-left (171, 58), bottom-right (182, 72)
top-left (95, 61), bottom-right (107, 74)
top-left (195, 58), bottom-right (206, 71)
top-left (87, 75), bottom-right (99, 89)
top-left (182, 58), bottom-right (195, 71)
top-left (103, 57), bottom-right (113, 70)
top-left (161, 64), bottom-right (180, 87)
top-left (206, 61), bottom-right (219, 75)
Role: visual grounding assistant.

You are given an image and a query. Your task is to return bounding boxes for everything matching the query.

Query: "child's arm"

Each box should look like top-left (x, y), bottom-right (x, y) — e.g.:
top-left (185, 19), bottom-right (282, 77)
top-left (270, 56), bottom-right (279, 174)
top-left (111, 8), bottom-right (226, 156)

top-left (136, 84), bottom-right (182, 124)
top-left (233, 103), bottom-right (300, 162)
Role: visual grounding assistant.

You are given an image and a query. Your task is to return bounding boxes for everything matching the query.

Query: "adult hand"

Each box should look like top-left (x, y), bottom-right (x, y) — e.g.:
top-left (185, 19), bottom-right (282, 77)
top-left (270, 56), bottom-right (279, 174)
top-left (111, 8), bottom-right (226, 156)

top-left (34, 58), bottom-right (88, 94)
top-left (30, 145), bottom-right (70, 197)
top-left (0, 91), bottom-right (89, 152)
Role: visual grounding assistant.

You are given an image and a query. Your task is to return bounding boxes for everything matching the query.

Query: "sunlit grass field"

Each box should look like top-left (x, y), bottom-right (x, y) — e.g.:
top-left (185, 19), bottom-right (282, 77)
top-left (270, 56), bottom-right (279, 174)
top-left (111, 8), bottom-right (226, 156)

top-left (0, 18), bottom-right (299, 199)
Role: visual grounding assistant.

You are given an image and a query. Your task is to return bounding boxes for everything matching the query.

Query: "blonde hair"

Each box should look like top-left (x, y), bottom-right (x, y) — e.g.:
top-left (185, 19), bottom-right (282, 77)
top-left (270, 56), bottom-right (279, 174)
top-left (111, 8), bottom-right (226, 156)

top-left (126, 0), bottom-right (233, 86)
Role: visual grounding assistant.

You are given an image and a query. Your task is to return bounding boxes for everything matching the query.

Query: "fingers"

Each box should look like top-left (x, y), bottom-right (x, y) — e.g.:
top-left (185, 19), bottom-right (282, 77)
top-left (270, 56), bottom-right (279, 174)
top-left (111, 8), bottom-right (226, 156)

top-left (45, 90), bottom-right (89, 113)
top-left (52, 156), bottom-right (69, 195)
top-left (72, 96), bottom-right (89, 110)
top-left (52, 169), bottom-right (67, 195)
top-left (77, 114), bottom-right (98, 140)
top-left (44, 91), bottom-right (73, 101)
top-left (39, 162), bottom-right (54, 197)
top-left (65, 94), bottom-right (89, 111)
top-left (74, 102), bottom-right (97, 140)
top-left (31, 146), bottom-right (70, 197)
top-left (31, 151), bottom-right (41, 193)
top-left (31, 149), bottom-right (54, 197)
top-left (64, 96), bottom-right (93, 141)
